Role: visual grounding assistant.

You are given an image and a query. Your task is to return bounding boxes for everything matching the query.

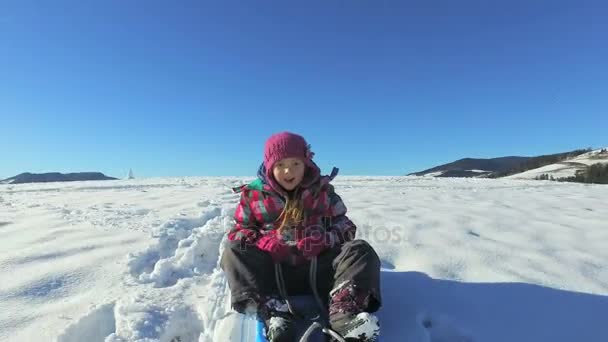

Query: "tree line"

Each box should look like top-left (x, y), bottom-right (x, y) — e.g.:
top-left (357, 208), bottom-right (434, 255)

top-left (535, 163), bottom-right (608, 184)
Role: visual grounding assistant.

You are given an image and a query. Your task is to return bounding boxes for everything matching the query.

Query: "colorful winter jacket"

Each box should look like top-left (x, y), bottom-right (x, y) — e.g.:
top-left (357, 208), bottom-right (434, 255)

top-left (229, 163), bottom-right (356, 250)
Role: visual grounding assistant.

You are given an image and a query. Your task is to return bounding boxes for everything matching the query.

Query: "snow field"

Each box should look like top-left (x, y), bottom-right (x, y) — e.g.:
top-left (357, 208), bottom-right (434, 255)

top-left (1, 176), bottom-right (607, 341)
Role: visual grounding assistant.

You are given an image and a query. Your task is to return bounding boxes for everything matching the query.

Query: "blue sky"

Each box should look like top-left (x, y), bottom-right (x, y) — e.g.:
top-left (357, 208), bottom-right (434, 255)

top-left (1, 0), bottom-right (606, 178)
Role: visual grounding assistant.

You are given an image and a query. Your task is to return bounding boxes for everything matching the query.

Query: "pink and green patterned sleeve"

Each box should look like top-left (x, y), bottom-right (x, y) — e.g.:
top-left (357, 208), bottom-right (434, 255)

top-left (228, 192), bottom-right (260, 243)
top-left (327, 187), bottom-right (356, 245)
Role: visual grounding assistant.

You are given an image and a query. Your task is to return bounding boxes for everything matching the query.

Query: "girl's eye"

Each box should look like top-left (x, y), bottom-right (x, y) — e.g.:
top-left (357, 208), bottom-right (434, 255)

top-left (293, 161), bottom-right (300, 166)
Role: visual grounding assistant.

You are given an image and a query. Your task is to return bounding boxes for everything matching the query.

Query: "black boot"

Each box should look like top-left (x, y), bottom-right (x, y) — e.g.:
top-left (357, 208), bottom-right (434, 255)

top-left (329, 283), bottom-right (380, 342)
top-left (330, 312), bottom-right (380, 342)
top-left (259, 296), bottom-right (297, 342)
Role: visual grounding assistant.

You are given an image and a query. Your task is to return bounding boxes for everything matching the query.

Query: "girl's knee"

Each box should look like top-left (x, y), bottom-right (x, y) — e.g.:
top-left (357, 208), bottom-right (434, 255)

top-left (343, 239), bottom-right (376, 253)
top-left (220, 240), bottom-right (245, 268)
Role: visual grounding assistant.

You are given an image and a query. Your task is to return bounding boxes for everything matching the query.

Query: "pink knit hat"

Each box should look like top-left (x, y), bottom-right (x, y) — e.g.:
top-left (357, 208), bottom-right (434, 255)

top-left (262, 132), bottom-right (321, 193)
top-left (263, 131), bottom-right (315, 171)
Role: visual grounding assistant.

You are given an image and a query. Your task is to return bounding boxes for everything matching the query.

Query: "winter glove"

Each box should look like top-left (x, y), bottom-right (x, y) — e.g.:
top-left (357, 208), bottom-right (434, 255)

top-left (296, 232), bottom-right (334, 259)
top-left (238, 229), bottom-right (259, 245)
top-left (256, 234), bottom-right (291, 263)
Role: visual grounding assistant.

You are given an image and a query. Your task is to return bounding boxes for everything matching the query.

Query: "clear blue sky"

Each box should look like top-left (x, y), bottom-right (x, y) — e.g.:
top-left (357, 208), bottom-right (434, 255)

top-left (1, 0), bottom-right (606, 179)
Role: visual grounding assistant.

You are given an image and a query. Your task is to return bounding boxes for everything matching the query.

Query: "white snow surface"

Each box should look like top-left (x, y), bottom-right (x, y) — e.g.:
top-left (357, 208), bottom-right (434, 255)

top-left (1, 176), bottom-right (607, 342)
top-left (507, 147), bottom-right (608, 180)
top-left (422, 171), bottom-right (444, 178)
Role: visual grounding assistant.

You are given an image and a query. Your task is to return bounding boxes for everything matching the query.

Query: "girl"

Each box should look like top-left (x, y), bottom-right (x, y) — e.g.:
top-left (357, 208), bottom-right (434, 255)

top-left (221, 132), bottom-right (382, 342)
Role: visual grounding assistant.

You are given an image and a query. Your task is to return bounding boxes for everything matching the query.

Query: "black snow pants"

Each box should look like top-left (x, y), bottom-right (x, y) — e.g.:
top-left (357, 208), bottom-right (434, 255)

top-left (220, 239), bottom-right (382, 314)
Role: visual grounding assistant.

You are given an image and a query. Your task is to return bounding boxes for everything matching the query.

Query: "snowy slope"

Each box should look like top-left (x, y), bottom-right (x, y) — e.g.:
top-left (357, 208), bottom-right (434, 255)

top-left (506, 148), bottom-right (608, 180)
top-left (421, 170), bottom-right (489, 177)
top-left (1, 177), bottom-right (607, 342)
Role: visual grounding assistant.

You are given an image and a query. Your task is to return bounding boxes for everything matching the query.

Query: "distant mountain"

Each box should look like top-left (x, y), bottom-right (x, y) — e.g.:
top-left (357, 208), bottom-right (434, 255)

top-left (1, 172), bottom-right (117, 184)
top-left (488, 149), bottom-right (592, 178)
top-left (409, 148), bottom-right (594, 178)
top-left (408, 157), bottom-right (531, 178)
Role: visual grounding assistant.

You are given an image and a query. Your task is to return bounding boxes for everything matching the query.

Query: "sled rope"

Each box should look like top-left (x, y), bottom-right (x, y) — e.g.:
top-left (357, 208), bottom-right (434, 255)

top-left (298, 321), bottom-right (347, 342)
top-left (309, 256), bottom-right (348, 342)
top-left (309, 256), bottom-right (327, 319)
top-left (274, 262), bottom-right (300, 318)
top-left (322, 327), bottom-right (348, 342)
top-left (299, 322), bottom-right (323, 342)
top-left (274, 258), bottom-right (347, 342)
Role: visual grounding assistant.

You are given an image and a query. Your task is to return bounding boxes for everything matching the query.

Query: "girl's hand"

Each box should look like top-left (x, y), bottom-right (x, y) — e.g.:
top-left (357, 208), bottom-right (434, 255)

top-left (296, 232), bottom-right (332, 258)
top-left (256, 234), bottom-right (291, 262)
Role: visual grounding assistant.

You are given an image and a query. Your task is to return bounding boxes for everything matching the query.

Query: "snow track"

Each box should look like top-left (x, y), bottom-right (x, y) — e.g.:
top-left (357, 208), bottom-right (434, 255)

top-left (56, 204), bottom-right (233, 342)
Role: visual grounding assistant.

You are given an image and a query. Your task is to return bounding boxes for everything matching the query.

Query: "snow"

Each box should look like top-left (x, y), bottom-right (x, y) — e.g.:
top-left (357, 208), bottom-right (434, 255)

top-left (422, 171), bottom-right (445, 177)
top-left (508, 147), bottom-right (608, 180)
top-left (1, 176), bottom-right (607, 342)
top-left (465, 170), bottom-right (488, 173)
top-left (267, 316), bottom-right (289, 335)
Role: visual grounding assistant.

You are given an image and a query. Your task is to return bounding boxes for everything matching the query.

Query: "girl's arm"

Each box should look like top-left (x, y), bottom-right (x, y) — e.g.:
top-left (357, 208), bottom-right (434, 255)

top-left (228, 192), bottom-right (260, 243)
top-left (327, 187), bottom-right (357, 245)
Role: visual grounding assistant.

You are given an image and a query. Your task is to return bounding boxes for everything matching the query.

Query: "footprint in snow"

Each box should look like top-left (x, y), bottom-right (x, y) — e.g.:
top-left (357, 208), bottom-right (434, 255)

top-left (9, 273), bottom-right (73, 299)
top-left (127, 207), bottom-right (224, 287)
top-left (197, 200), bottom-right (211, 207)
top-left (418, 313), bottom-right (474, 342)
top-left (56, 302), bottom-right (204, 342)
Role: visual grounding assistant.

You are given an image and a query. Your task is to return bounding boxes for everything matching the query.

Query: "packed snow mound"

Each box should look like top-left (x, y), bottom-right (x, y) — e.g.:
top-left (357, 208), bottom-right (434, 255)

top-left (507, 147), bottom-right (608, 180)
top-left (1, 176), bottom-right (607, 342)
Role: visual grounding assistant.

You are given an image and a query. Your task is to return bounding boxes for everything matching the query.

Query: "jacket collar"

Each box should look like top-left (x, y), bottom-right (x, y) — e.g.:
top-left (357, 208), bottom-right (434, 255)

top-left (232, 164), bottom-right (339, 197)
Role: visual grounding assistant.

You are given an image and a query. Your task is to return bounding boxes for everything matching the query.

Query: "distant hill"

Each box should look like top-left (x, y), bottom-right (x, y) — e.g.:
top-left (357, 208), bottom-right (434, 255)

top-left (505, 148), bottom-right (608, 182)
top-left (1, 172), bottom-right (117, 184)
top-left (408, 156), bottom-right (531, 178)
top-left (488, 149), bottom-right (591, 178)
top-left (409, 148), bottom-right (593, 179)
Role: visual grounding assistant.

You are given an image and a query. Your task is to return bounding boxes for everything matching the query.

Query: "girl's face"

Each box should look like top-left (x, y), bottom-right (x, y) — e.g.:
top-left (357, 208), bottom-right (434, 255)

top-left (272, 157), bottom-right (306, 191)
